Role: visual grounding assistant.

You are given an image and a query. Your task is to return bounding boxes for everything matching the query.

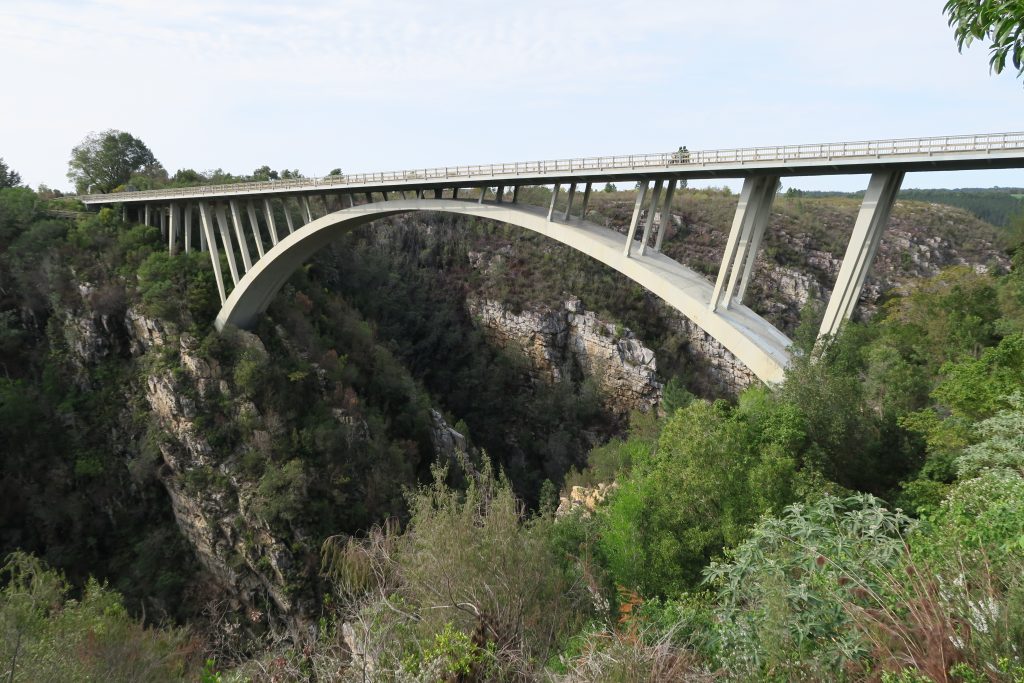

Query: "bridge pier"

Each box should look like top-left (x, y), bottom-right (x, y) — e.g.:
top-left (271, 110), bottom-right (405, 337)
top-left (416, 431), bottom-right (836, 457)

top-left (624, 181), bottom-right (650, 256)
top-left (711, 175), bottom-right (778, 311)
top-left (229, 200), bottom-right (254, 272)
top-left (547, 183), bottom-right (561, 221)
top-left (246, 201), bottom-right (265, 258)
top-left (563, 183), bottom-right (577, 220)
top-left (184, 203), bottom-right (193, 253)
top-left (168, 203), bottom-right (179, 254)
top-left (654, 180), bottom-right (676, 252)
top-left (198, 202), bottom-right (226, 303)
top-left (159, 206), bottom-right (167, 238)
top-left (638, 180), bottom-right (664, 256)
top-left (284, 199), bottom-right (297, 234)
top-left (580, 182), bottom-right (592, 219)
top-left (300, 196), bottom-right (313, 224)
top-left (215, 203), bottom-right (242, 286)
top-left (512, 185), bottom-right (520, 203)
top-left (496, 185), bottom-right (505, 203)
top-left (262, 199), bottom-right (280, 246)
top-left (818, 170), bottom-right (904, 339)
top-left (144, 204), bottom-right (151, 227)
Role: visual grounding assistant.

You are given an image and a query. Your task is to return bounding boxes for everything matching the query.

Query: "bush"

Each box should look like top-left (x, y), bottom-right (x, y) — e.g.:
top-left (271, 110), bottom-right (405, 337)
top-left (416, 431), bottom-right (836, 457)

top-left (0, 552), bottom-right (197, 682)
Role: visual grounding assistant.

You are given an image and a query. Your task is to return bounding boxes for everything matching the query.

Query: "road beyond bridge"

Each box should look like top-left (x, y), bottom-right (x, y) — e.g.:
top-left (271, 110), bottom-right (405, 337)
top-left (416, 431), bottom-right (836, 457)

top-left (78, 132), bottom-right (1024, 384)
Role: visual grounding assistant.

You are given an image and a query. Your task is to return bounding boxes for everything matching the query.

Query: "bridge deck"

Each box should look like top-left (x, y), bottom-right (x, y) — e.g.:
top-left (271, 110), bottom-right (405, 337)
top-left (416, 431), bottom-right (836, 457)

top-left (78, 131), bottom-right (1024, 205)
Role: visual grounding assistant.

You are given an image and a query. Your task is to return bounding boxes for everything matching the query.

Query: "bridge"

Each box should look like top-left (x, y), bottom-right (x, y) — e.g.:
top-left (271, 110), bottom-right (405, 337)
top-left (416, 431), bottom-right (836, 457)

top-left (78, 131), bottom-right (1024, 384)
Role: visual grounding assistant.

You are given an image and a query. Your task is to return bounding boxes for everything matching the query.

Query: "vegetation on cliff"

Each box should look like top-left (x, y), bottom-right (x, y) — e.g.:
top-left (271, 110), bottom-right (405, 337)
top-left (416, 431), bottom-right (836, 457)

top-left (3, 146), bottom-right (1024, 680)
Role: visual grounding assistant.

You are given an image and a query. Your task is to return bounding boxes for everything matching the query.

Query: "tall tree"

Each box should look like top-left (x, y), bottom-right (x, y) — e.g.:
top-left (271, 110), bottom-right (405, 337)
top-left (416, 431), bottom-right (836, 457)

top-left (943, 0), bottom-right (1024, 79)
top-left (66, 130), bottom-right (162, 194)
top-left (0, 157), bottom-right (21, 188)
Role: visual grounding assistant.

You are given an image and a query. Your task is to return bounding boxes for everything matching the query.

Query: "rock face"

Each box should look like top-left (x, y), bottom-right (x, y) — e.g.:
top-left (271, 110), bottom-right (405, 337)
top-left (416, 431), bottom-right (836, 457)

top-left (468, 296), bottom-right (662, 414)
top-left (556, 482), bottom-right (619, 517)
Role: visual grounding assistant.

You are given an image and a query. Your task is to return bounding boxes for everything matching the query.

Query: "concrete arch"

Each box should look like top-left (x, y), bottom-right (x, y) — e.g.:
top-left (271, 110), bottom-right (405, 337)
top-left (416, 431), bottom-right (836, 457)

top-left (215, 198), bottom-right (793, 383)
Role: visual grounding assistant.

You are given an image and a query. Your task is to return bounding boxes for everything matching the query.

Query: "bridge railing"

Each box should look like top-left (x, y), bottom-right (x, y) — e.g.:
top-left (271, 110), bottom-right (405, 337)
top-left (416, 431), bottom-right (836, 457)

top-left (79, 131), bottom-right (1024, 202)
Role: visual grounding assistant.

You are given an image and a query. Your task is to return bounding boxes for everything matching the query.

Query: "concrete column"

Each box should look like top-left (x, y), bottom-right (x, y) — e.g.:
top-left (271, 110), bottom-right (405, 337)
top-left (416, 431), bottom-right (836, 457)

top-left (144, 204), bottom-right (151, 227)
top-left (563, 183), bottom-right (577, 220)
top-left (364, 192), bottom-right (373, 204)
top-left (263, 199), bottom-right (280, 245)
top-left (637, 181), bottom-right (664, 256)
top-left (246, 200), bottom-right (265, 258)
top-left (711, 177), bottom-right (760, 311)
top-left (512, 185), bottom-right (521, 203)
top-left (623, 181), bottom-right (650, 257)
top-left (654, 180), bottom-right (676, 252)
top-left (580, 182), bottom-right (593, 219)
top-left (300, 196), bottom-right (313, 224)
top-left (433, 188), bottom-right (443, 199)
top-left (284, 199), bottom-right (297, 234)
top-left (229, 200), bottom-right (254, 272)
top-left (818, 171), bottom-right (904, 339)
top-left (723, 177), bottom-right (774, 308)
top-left (198, 202), bottom-right (226, 304)
top-left (200, 223), bottom-right (208, 252)
top-left (215, 203), bottom-right (241, 286)
top-left (168, 203), bottom-right (179, 254)
top-left (547, 183), bottom-right (561, 221)
top-left (452, 188), bottom-right (460, 199)
top-left (479, 187), bottom-right (487, 204)
top-left (159, 207), bottom-right (167, 238)
top-left (184, 203), bottom-right (193, 254)
top-left (736, 176), bottom-right (779, 302)
top-left (416, 188), bottom-right (424, 199)
top-left (122, 206), bottom-right (127, 223)
top-left (496, 185), bottom-right (505, 203)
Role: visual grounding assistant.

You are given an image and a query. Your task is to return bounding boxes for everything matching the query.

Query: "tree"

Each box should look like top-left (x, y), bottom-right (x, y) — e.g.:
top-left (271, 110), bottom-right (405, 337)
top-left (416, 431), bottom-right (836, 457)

top-left (943, 0), bottom-right (1024, 79)
top-left (0, 157), bottom-right (21, 188)
top-left (603, 182), bottom-right (617, 192)
top-left (67, 130), bottom-right (162, 194)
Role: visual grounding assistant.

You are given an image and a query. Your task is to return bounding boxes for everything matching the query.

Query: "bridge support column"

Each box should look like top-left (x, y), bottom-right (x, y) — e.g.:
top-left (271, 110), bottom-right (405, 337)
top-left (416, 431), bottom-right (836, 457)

top-left (262, 199), bottom-right (280, 245)
top-left (818, 170), bottom-right (904, 339)
top-left (300, 196), bottom-right (313, 224)
top-left (638, 180), bottom-right (664, 256)
top-left (547, 184), bottom-right (561, 221)
top-left (654, 180), bottom-right (676, 252)
top-left (711, 176), bottom-right (776, 311)
top-left (563, 183), bottom-right (577, 220)
top-left (246, 201), bottom-right (265, 258)
top-left (478, 187), bottom-right (487, 204)
top-left (512, 185), bottom-right (520, 204)
top-left (198, 202), bottom-right (226, 304)
top-left (144, 204), bottom-right (151, 227)
top-left (496, 185), bottom-right (505, 203)
top-left (364, 192), bottom-right (372, 204)
top-left (580, 182), bottom-right (592, 219)
top-left (229, 200), bottom-right (254, 272)
top-left (168, 203), bottom-right (179, 255)
top-left (159, 207), bottom-right (167, 238)
top-left (284, 199), bottom-right (297, 234)
top-left (434, 188), bottom-right (443, 199)
top-left (184, 204), bottom-right (193, 254)
top-left (452, 188), bottom-right (460, 199)
top-left (215, 203), bottom-right (242, 286)
top-left (736, 176), bottom-right (779, 302)
top-left (624, 181), bottom-right (650, 256)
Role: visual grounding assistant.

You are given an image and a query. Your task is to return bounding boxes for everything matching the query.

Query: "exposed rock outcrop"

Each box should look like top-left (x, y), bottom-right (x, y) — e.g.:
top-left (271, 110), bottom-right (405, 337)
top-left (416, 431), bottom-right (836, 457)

top-left (468, 296), bottom-right (662, 415)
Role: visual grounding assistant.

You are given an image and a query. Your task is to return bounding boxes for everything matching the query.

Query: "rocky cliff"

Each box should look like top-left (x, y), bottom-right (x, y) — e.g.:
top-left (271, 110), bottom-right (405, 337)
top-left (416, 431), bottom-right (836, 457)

top-left (467, 296), bottom-right (662, 415)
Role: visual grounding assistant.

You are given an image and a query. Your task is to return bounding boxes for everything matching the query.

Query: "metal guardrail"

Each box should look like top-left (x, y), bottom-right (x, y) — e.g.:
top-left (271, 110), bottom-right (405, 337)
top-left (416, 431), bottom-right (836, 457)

top-left (79, 131), bottom-right (1024, 203)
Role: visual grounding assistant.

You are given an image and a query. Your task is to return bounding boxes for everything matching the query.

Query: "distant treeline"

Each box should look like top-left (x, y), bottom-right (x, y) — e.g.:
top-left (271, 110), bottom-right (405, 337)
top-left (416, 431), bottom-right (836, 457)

top-left (787, 186), bottom-right (1024, 227)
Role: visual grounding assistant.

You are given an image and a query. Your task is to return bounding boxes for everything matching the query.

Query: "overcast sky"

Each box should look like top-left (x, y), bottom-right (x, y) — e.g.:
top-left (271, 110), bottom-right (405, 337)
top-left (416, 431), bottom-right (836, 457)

top-left (2, 0), bottom-right (1022, 192)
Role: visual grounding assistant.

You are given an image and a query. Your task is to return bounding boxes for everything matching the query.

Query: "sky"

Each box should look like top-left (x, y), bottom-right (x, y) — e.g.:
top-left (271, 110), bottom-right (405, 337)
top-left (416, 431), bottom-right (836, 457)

top-left (1, 0), bottom-right (1022, 193)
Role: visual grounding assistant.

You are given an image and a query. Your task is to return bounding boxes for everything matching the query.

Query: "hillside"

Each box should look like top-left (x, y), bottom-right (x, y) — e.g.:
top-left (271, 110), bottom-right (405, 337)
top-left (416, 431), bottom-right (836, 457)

top-left (1, 183), bottom-right (1023, 681)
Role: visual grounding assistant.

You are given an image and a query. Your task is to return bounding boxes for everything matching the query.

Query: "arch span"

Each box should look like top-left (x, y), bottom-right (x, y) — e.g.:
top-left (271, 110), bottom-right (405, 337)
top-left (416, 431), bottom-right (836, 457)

top-left (215, 199), bottom-right (793, 383)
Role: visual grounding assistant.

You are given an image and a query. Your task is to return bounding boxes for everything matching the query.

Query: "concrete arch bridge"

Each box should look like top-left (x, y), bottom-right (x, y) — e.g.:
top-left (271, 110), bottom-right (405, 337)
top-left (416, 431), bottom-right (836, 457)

top-left (78, 131), bottom-right (1024, 384)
